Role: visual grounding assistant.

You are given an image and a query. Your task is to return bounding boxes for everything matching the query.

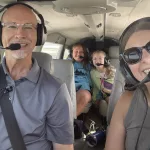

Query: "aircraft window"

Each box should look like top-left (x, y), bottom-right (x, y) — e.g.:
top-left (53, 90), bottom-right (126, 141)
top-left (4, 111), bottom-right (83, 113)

top-left (63, 48), bottom-right (70, 59)
top-left (41, 42), bottom-right (63, 59)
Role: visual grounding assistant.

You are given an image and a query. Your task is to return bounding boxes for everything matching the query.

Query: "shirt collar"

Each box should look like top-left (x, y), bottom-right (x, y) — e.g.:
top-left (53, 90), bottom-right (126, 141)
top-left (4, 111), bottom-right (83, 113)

top-left (25, 58), bottom-right (41, 83)
top-left (2, 57), bottom-right (40, 83)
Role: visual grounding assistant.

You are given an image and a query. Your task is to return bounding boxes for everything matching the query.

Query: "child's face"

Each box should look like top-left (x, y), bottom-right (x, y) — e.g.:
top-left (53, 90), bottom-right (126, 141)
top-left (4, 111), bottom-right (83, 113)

top-left (72, 45), bottom-right (84, 62)
top-left (92, 52), bottom-right (105, 68)
top-left (125, 30), bottom-right (150, 82)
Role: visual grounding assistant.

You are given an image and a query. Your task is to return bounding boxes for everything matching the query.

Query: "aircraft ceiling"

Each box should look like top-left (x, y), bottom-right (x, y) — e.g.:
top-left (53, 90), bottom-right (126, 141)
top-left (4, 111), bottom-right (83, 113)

top-left (0, 0), bottom-right (149, 44)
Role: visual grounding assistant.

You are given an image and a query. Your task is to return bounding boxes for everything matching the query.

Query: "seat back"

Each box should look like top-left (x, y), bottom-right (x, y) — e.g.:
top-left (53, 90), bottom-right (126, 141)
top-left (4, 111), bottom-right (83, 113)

top-left (108, 46), bottom-right (120, 68)
top-left (107, 46), bottom-right (125, 124)
top-left (32, 53), bottom-right (76, 118)
top-left (32, 52), bottom-right (52, 73)
top-left (50, 59), bottom-right (76, 118)
top-left (97, 46), bottom-right (121, 117)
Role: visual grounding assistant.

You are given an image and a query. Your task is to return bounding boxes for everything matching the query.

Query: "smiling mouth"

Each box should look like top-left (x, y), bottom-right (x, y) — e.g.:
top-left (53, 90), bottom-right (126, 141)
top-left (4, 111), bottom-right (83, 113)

top-left (143, 69), bottom-right (150, 75)
top-left (11, 43), bottom-right (28, 48)
top-left (20, 44), bottom-right (28, 47)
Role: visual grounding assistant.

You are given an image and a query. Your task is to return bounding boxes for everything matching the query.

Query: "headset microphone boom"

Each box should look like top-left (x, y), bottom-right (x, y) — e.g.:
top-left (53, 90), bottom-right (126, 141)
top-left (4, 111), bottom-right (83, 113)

top-left (0, 43), bottom-right (21, 50)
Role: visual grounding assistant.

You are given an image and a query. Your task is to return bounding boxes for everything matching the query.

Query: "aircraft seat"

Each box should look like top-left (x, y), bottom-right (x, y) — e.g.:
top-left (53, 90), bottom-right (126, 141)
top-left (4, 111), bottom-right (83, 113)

top-left (33, 53), bottom-right (76, 118)
top-left (50, 59), bottom-right (76, 119)
top-left (107, 46), bottom-right (125, 125)
top-left (32, 52), bottom-right (52, 73)
top-left (99, 46), bottom-right (121, 118)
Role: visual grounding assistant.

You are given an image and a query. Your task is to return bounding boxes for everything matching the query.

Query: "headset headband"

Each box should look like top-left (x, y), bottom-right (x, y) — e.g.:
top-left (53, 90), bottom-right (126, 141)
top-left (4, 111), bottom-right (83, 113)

top-left (0, 2), bottom-right (47, 46)
top-left (119, 17), bottom-right (150, 54)
top-left (0, 2), bottom-right (47, 34)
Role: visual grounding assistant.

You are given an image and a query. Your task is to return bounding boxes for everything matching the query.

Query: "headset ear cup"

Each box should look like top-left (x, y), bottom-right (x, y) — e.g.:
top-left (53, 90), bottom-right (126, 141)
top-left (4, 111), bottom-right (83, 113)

top-left (104, 56), bottom-right (110, 67)
top-left (120, 57), bottom-right (139, 85)
top-left (36, 23), bottom-right (43, 46)
top-left (0, 23), bottom-right (2, 46)
top-left (0, 3), bottom-right (47, 46)
top-left (69, 49), bottom-right (72, 59)
top-left (70, 49), bottom-right (72, 58)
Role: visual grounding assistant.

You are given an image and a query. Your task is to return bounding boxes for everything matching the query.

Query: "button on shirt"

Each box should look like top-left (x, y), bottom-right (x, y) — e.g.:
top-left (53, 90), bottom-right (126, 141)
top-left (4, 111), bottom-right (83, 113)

top-left (0, 57), bottom-right (74, 150)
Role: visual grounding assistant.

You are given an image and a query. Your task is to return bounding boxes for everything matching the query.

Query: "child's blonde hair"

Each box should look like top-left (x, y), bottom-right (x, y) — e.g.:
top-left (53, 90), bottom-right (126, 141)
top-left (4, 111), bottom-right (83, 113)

top-left (92, 50), bottom-right (115, 78)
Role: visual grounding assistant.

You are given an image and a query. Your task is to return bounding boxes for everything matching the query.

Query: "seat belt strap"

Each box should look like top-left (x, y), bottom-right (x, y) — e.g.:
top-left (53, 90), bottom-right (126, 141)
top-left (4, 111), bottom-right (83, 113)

top-left (0, 64), bottom-right (26, 150)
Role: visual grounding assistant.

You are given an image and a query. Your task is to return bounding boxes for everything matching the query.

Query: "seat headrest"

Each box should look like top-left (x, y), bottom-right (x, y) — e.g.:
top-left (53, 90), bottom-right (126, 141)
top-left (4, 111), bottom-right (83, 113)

top-left (108, 46), bottom-right (119, 59)
top-left (32, 52), bottom-right (52, 73)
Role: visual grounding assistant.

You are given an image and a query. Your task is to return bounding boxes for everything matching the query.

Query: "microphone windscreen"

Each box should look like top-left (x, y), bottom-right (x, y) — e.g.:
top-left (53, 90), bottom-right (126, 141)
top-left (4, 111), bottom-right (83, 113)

top-left (96, 63), bottom-right (104, 66)
top-left (147, 72), bottom-right (150, 78)
top-left (9, 43), bottom-right (21, 50)
top-left (79, 56), bottom-right (84, 59)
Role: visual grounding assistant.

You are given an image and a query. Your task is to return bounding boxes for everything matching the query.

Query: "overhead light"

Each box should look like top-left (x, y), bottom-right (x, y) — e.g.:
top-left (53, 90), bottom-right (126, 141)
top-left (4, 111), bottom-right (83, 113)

top-left (109, 13), bottom-right (121, 17)
top-left (84, 23), bottom-right (90, 28)
top-left (66, 14), bottom-right (76, 17)
top-left (97, 23), bottom-right (102, 28)
top-left (62, 7), bottom-right (71, 13)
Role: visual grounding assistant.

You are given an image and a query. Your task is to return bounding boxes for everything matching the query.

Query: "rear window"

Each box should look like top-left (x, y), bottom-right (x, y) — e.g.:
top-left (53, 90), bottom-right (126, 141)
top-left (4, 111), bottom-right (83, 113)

top-left (41, 42), bottom-right (63, 59)
top-left (63, 48), bottom-right (70, 59)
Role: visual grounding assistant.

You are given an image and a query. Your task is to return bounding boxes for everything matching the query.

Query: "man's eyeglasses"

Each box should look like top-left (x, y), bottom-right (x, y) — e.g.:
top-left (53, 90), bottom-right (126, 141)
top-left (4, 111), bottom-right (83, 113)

top-left (121, 41), bottom-right (150, 64)
top-left (1, 22), bottom-right (37, 31)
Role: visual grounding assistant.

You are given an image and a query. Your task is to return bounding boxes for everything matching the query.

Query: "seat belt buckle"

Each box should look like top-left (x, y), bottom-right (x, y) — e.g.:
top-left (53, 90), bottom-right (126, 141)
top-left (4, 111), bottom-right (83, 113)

top-left (4, 86), bottom-right (13, 94)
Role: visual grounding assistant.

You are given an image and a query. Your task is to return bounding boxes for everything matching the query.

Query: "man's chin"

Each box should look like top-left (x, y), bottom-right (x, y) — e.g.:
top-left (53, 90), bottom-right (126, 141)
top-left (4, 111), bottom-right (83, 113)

top-left (11, 51), bottom-right (27, 60)
top-left (12, 55), bottom-right (26, 60)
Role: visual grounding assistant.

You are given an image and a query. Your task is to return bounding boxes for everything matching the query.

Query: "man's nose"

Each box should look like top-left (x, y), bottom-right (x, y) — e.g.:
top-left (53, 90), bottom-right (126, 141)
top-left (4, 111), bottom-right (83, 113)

top-left (14, 26), bottom-right (26, 38)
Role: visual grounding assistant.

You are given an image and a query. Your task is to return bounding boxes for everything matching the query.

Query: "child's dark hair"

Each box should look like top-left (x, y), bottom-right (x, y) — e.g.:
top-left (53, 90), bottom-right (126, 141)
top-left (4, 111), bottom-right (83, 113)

top-left (72, 43), bottom-right (89, 69)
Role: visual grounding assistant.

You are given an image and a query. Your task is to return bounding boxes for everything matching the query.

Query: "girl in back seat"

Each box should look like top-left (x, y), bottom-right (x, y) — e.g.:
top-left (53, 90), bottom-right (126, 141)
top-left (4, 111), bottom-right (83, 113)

top-left (71, 43), bottom-right (92, 116)
top-left (90, 50), bottom-right (115, 108)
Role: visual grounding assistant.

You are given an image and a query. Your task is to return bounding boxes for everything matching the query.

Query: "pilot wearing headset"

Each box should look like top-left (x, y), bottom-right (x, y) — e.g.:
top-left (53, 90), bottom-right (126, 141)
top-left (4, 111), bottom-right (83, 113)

top-left (105, 17), bottom-right (150, 150)
top-left (0, 2), bottom-right (74, 150)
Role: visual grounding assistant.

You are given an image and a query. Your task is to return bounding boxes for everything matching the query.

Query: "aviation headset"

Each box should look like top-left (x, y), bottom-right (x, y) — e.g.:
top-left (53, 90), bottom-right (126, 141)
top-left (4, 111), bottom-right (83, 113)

top-left (70, 43), bottom-right (89, 59)
top-left (91, 50), bottom-right (110, 67)
top-left (103, 53), bottom-right (110, 67)
top-left (119, 17), bottom-right (150, 88)
top-left (0, 2), bottom-right (47, 46)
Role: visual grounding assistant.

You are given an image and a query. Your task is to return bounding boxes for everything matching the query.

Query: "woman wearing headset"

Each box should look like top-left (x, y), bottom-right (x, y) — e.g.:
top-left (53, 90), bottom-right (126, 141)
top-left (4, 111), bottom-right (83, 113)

top-left (105, 17), bottom-right (150, 150)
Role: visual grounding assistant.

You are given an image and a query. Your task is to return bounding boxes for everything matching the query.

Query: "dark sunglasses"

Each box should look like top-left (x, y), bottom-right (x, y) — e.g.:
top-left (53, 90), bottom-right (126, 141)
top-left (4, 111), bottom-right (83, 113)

top-left (121, 41), bottom-right (150, 64)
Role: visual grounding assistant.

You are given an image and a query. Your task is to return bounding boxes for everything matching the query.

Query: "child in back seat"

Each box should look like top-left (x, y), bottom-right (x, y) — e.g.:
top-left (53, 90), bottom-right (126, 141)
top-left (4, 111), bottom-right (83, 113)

top-left (71, 43), bottom-right (92, 116)
top-left (90, 50), bottom-right (116, 110)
